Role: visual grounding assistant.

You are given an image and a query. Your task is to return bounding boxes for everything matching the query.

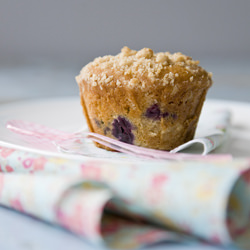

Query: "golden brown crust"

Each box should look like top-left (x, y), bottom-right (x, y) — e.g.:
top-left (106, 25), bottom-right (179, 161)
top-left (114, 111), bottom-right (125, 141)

top-left (76, 46), bottom-right (212, 90)
top-left (76, 47), bottom-right (213, 151)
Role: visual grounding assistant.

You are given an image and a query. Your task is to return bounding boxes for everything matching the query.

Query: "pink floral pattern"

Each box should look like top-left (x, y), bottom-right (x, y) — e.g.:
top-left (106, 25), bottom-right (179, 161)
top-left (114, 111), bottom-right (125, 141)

top-left (0, 145), bottom-right (250, 249)
top-left (0, 147), bottom-right (15, 158)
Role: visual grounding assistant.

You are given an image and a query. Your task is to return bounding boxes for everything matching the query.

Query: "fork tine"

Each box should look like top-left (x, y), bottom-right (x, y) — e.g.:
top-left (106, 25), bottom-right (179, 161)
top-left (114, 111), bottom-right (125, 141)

top-left (90, 138), bottom-right (141, 156)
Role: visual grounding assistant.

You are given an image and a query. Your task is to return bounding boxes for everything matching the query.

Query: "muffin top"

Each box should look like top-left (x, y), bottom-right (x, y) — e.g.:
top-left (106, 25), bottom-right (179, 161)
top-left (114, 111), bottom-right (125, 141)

top-left (76, 47), bottom-right (212, 90)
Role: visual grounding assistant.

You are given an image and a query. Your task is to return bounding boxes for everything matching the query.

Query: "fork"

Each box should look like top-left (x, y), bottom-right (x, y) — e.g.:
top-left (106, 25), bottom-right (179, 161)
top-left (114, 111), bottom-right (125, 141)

top-left (6, 120), bottom-right (232, 161)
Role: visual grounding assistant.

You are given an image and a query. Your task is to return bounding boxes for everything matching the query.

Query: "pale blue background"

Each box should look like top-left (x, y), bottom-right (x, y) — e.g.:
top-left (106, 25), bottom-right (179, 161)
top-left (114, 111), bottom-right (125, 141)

top-left (1, 0), bottom-right (250, 63)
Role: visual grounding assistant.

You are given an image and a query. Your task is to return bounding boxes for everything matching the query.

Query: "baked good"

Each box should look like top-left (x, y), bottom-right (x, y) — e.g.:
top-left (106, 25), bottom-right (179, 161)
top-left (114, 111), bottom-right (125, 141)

top-left (76, 47), bottom-right (213, 151)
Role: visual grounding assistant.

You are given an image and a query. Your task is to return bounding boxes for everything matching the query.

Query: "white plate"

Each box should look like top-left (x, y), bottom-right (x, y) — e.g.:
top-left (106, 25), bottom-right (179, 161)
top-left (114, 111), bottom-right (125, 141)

top-left (0, 96), bottom-right (250, 158)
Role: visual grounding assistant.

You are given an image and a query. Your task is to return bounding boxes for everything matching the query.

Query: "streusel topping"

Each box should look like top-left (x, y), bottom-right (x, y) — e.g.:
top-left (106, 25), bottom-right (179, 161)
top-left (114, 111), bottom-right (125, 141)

top-left (76, 47), bottom-right (212, 89)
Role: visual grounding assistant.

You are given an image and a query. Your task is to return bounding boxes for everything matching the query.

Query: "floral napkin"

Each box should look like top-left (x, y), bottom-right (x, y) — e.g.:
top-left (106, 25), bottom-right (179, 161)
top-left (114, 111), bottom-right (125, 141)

top-left (1, 145), bottom-right (250, 249)
top-left (171, 109), bottom-right (231, 155)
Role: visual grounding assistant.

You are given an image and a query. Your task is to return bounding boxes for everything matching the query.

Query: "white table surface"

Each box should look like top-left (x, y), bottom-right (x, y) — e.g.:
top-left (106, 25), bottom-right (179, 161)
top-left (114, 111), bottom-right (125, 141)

top-left (0, 63), bottom-right (249, 250)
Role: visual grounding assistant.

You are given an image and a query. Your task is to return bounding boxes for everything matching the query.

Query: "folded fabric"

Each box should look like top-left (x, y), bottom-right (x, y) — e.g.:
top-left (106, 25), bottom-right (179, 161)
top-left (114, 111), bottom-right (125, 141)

top-left (0, 145), bottom-right (250, 249)
top-left (171, 109), bottom-right (231, 154)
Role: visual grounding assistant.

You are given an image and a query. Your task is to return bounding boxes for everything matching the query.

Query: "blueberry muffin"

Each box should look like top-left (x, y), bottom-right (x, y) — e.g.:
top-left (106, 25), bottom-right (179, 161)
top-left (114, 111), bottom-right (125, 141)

top-left (76, 47), bottom-right (213, 151)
